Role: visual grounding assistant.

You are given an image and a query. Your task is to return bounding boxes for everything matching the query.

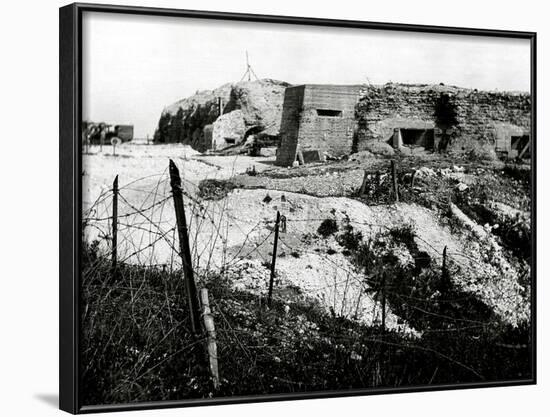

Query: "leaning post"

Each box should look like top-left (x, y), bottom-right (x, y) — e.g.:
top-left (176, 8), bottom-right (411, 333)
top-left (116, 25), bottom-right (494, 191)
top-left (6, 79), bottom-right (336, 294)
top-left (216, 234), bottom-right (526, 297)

top-left (111, 175), bottom-right (118, 276)
top-left (200, 288), bottom-right (220, 390)
top-left (169, 159), bottom-right (201, 336)
top-left (391, 160), bottom-right (399, 202)
top-left (381, 272), bottom-right (386, 332)
top-left (267, 211), bottom-right (281, 308)
top-left (359, 170), bottom-right (369, 196)
top-left (440, 245), bottom-right (451, 293)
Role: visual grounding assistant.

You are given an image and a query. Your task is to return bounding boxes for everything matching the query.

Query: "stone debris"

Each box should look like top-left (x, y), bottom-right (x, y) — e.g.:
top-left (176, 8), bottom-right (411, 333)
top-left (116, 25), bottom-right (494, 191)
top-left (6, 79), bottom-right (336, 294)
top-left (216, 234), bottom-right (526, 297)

top-left (455, 182), bottom-right (468, 192)
top-left (212, 110), bottom-right (246, 149)
top-left (414, 167), bottom-right (437, 178)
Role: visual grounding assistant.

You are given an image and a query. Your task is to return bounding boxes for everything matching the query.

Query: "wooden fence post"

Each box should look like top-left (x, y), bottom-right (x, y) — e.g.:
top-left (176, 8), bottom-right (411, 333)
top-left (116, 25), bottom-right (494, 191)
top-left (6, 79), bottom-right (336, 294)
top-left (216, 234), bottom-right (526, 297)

top-left (359, 170), bottom-right (368, 196)
top-left (111, 175), bottom-right (118, 275)
top-left (169, 159), bottom-right (201, 336)
top-left (440, 245), bottom-right (451, 293)
top-left (200, 288), bottom-right (220, 390)
top-left (391, 160), bottom-right (399, 202)
top-left (267, 211), bottom-right (281, 307)
top-left (381, 272), bottom-right (386, 332)
top-left (82, 130), bottom-right (89, 155)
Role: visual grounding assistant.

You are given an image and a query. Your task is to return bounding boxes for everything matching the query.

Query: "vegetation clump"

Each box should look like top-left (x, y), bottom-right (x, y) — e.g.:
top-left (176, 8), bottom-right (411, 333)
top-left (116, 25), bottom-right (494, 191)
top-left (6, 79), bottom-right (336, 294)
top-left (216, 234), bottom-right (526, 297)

top-left (336, 218), bottom-right (363, 250)
top-left (197, 179), bottom-right (236, 200)
top-left (317, 218), bottom-right (338, 237)
top-left (81, 241), bottom-right (532, 405)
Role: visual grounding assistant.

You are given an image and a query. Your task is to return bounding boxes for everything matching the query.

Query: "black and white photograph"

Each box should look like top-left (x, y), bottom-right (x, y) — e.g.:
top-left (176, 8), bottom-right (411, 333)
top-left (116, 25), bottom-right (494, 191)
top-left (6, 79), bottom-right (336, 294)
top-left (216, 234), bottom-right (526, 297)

top-left (72, 5), bottom-right (534, 410)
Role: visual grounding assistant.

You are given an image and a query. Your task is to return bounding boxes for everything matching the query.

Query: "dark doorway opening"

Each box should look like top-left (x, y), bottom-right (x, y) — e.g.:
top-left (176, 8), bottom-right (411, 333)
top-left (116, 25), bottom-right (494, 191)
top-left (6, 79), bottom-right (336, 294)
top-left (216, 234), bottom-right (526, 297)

top-left (401, 128), bottom-right (435, 150)
top-left (301, 149), bottom-right (322, 163)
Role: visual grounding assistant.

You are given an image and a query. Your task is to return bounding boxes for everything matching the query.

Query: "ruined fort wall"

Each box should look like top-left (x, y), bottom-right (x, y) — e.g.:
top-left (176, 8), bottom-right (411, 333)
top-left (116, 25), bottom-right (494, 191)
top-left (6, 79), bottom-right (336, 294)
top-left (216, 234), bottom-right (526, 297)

top-left (356, 84), bottom-right (531, 156)
top-left (355, 84), bottom-right (439, 149)
top-left (451, 91), bottom-right (531, 155)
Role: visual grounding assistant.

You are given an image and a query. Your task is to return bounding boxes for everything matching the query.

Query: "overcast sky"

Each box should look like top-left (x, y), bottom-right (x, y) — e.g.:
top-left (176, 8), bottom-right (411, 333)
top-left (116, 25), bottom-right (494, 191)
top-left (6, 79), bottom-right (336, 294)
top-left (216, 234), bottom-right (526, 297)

top-left (82, 11), bottom-right (531, 138)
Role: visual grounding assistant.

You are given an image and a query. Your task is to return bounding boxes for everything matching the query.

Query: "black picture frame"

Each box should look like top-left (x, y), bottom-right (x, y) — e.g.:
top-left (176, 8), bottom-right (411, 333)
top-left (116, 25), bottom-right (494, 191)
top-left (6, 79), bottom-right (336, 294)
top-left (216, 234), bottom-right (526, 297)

top-left (59, 3), bottom-right (537, 414)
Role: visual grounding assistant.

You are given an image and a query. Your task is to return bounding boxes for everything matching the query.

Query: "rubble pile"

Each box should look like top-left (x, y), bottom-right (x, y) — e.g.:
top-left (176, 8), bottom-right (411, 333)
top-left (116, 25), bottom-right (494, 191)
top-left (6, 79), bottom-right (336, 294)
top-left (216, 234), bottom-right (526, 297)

top-left (155, 79), bottom-right (289, 151)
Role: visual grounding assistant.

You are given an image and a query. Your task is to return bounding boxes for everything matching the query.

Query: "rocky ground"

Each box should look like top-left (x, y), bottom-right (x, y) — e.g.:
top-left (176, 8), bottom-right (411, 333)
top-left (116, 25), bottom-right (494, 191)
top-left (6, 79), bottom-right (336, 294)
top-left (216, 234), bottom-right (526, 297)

top-left (83, 143), bottom-right (531, 330)
top-left (81, 142), bottom-right (532, 404)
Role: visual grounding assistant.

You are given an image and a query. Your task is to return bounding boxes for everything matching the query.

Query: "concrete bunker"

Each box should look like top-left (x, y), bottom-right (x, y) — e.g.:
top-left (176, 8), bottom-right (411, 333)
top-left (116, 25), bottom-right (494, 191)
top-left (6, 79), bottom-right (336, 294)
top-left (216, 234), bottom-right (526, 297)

top-left (276, 84), bottom-right (362, 166)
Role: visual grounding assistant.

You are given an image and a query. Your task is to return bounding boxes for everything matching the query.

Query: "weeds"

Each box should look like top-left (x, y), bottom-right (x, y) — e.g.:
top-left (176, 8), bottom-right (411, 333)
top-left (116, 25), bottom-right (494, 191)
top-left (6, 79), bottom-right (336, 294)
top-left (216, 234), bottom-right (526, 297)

top-left (336, 217), bottom-right (363, 250)
top-left (197, 179), bottom-right (236, 200)
top-left (81, 241), bottom-right (531, 405)
top-left (317, 218), bottom-right (338, 237)
top-left (80, 158), bottom-right (532, 406)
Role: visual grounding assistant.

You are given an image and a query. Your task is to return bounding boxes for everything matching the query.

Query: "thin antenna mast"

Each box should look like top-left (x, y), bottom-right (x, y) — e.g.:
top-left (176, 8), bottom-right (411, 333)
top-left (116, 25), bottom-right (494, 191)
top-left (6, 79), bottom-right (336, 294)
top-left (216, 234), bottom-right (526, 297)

top-left (240, 50), bottom-right (260, 82)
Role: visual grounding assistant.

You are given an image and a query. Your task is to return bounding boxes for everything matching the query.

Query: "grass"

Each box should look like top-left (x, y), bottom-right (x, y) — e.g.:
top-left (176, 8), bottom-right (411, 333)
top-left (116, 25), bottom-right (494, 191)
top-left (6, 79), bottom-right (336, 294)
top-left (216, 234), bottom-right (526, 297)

top-left (81, 236), bottom-right (532, 406)
top-left (80, 152), bottom-right (532, 405)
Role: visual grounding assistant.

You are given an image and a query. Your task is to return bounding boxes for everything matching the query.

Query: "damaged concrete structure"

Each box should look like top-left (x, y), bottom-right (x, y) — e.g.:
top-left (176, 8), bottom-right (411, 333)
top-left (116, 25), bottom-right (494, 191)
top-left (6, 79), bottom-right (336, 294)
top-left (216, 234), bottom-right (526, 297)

top-left (275, 82), bottom-right (531, 166)
top-left (355, 83), bottom-right (531, 159)
top-left (154, 79), bottom-right (289, 152)
top-left (159, 78), bottom-right (531, 162)
top-left (276, 84), bottom-right (362, 166)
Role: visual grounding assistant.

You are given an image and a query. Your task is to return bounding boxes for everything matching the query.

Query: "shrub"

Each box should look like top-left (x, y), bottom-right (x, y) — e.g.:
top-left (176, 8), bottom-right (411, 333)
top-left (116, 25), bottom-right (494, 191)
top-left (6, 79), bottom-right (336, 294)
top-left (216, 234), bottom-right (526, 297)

top-left (389, 224), bottom-right (416, 249)
top-left (198, 179), bottom-right (236, 200)
top-left (81, 242), bottom-right (531, 404)
top-left (317, 218), bottom-right (338, 237)
top-left (336, 223), bottom-right (363, 250)
top-left (503, 165), bottom-right (531, 184)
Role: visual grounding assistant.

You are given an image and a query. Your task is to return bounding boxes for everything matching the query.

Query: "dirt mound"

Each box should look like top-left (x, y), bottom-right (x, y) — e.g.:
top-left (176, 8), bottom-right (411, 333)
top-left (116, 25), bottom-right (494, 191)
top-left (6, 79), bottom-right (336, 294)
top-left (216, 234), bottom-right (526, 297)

top-left (154, 79), bottom-right (290, 151)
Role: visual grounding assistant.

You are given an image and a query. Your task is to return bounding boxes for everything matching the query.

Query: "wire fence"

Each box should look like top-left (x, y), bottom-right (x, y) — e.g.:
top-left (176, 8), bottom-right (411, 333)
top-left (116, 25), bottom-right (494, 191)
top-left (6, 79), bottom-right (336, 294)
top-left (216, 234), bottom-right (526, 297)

top-left (83, 158), bottom-right (529, 332)
top-left (80, 158), bottom-right (532, 400)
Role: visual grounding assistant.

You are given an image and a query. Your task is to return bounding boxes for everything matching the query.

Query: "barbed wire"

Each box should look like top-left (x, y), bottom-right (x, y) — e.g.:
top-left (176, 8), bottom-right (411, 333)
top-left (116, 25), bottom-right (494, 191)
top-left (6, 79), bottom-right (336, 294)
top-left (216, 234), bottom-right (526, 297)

top-left (83, 166), bottom-right (529, 333)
